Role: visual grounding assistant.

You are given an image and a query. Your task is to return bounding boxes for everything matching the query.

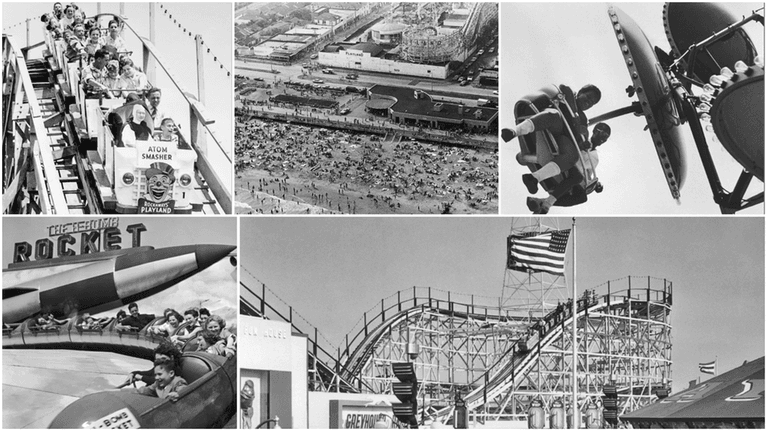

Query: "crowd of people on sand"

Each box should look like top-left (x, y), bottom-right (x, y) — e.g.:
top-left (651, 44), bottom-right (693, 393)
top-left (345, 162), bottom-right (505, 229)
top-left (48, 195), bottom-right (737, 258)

top-left (235, 118), bottom-right (498, 214)
top-left (40, 2), bottom-right (182, 149)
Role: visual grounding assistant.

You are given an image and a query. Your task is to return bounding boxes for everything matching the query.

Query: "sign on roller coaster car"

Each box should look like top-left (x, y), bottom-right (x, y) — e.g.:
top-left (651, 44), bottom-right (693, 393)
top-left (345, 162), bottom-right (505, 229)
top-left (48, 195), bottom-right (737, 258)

top-left (138, 162), bottom-right (176, 213)
top-left (137, 142), bottom-right (176, 165)
top-left (84, 408), bottom-right (140, 429)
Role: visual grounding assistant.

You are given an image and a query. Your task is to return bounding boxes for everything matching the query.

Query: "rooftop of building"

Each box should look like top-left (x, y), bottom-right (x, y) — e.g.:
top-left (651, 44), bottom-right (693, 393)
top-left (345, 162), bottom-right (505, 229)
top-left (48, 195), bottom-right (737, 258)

top-left (369, 85), bottom-right (497, 123)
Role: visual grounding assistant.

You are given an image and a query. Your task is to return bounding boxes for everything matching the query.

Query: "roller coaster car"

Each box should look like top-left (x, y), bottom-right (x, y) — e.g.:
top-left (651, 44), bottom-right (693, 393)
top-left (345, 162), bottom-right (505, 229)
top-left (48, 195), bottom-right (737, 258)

top-left (514, 85), bottom-right (600, 203)
top-left (516, 332), bottom-right (539, 353)
top-left (49, 352), bottom-right (236, 429)
top-left (99, 101), bottom-right (201, 214)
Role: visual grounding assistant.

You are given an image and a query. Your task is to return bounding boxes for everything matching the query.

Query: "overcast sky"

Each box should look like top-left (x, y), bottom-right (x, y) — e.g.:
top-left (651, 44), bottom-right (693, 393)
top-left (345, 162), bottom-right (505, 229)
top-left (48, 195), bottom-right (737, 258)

top-left (242, 216), bottom-right (764, 393)
top-left (3, 216), bottom-right (238, 326)
top-left (499, 3), bottom-right (764, 215)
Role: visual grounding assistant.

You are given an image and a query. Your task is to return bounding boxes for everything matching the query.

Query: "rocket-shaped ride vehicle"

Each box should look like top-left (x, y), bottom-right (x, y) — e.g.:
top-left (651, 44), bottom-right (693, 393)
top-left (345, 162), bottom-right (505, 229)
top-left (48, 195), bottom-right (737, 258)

top-left (3, 244), bottom-right (236, 324)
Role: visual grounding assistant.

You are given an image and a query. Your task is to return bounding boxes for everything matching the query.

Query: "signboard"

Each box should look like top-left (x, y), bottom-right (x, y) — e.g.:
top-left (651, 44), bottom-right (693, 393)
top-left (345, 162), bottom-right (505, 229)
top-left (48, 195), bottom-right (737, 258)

top-left (329, 400), bottom-right (398, 429)
top-left (84, 408), bottom-right (140, 429)
top-left (240, 316), bottom-right (293, 372)
top-left (138, 198), bottom-right (175, 214)
top-left (136, 141), bottom-right (176, 168)
top-left (12, 219), bottom-right (147, 264)
top-left (341, 410), bottom-right (392, 429)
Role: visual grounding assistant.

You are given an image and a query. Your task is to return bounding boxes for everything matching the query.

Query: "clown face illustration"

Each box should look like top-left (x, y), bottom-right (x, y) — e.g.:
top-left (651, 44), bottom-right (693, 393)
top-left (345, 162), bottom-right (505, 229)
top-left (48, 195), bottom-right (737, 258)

top-left (143, 162), bottom-right (175, 203)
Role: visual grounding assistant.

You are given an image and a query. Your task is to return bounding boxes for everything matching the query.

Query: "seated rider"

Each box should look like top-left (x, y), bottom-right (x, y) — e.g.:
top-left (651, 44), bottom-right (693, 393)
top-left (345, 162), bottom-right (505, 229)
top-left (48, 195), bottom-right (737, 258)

top-left (135, 359), bottom-right (187, 402)
top-left (115, 302), bottom-right (155, 331)
top-left (501, 84), bottom-right (602, 194)
top-left (122, 341), bottom-right (182, 388)
top-left (196, 330), bottom-right (228, 357)
top-left (81, 48), bottom-right (113, 98)
top-left (170, 309), bottom-right (202, 347)
top-left (526, 122), bottom-right (611, 214)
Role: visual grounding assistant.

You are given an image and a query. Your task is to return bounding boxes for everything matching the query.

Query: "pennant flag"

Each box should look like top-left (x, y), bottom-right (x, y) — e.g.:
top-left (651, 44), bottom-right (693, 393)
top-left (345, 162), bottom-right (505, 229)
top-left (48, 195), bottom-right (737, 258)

top-left (507, 230), bottom-right (571, 276)
top-left (699, 360), bottom-right (716, 375)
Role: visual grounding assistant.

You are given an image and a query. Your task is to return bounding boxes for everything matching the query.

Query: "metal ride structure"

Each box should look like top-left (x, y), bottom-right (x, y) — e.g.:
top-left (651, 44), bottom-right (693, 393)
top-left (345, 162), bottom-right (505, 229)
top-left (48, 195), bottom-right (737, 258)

top-left (479, 276), bottom-right (673, 424)
top-left (2, 5), bottom-right (232, 215)
top-left (592, 4), bottom-right (764, 213)
top-left (399, 3), bottom-right (496, 64)
top-left (239, 271), bottom-right (362, 394)
top-left (241, 221), bottom-right (673, 426)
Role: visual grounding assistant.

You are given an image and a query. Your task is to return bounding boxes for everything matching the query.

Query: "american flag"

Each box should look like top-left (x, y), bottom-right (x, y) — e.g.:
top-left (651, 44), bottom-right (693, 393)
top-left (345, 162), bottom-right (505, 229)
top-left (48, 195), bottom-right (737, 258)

top-left (699, 360), bottom-right (716, 375)
top-left (507, 230), bottom-right (571, 276)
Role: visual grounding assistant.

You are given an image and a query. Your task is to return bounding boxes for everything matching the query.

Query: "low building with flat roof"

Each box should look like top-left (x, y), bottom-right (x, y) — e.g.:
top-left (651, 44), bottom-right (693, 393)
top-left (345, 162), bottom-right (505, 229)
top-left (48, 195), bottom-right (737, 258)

top-left (319, 42), bottom-right (449, 79)
top-left (367, 85), bottom-right (497, 132)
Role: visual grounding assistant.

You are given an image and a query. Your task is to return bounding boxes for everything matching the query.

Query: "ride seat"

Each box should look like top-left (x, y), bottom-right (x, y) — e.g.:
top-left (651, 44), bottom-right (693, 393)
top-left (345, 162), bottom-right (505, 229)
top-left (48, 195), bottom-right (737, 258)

top-left (178, 355), bottom-right (213, 385)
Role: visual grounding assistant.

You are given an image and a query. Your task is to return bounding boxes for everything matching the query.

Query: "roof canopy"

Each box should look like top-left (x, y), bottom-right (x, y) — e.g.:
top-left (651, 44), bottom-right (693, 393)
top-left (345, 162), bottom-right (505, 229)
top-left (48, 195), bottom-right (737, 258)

top-left (623, 357), bottom-right (765, 427)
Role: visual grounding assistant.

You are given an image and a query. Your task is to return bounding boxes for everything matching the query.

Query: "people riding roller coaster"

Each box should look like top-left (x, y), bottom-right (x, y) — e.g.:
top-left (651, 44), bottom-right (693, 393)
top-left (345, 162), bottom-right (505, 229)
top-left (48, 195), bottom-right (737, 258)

top-left (120, 57), bottom-right (150, 93)
top-left (103, 60), bottom-right (124, 97)
top-left (121, 340), bottom-right (183, 388)
top-left (502, 83), bottom-right (606, 213)
top-left (60, 4), bottom-right (76, 29)
top-left (52, 2), bottom-right (63, 20)
top-left (105, 18), bottom-right (126, 52)
top-left (30, 4), bottom-right (216, 215)
top-left (134, 359), bottom-right (188, 402)
top-left (81, 48), bottom-right (114, 98)
top-left (120, 104), bottom-right (154, 147)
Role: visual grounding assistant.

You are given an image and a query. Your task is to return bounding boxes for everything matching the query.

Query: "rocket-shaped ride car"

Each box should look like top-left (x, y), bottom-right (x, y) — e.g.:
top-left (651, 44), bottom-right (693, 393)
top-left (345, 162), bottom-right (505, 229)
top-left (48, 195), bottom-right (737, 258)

top-left (3, 244), bottom-right (236, 323)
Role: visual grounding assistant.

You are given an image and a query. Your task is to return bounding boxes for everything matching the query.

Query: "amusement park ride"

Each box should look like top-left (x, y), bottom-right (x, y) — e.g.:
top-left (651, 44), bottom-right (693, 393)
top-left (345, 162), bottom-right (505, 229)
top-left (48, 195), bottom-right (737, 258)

top-left (511, 4), bottom-right (764, 214)
top-left (242, 218), bottom-right (674, 428)
top-left (3, 242), bottom-right (238, 428)
top-left (2, 6), bottom-right (231, 215)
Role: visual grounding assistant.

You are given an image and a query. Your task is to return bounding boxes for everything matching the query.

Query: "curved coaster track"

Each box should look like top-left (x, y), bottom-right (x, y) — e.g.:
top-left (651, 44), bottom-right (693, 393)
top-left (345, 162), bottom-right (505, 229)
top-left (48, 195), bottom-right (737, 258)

top-left (241, 275), bottom-right (672, 425)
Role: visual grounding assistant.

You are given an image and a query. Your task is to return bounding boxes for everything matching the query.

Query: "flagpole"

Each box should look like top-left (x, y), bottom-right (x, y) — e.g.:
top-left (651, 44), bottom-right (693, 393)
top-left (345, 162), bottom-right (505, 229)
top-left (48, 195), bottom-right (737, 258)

top-left (571, 217), bottom-right (578, 426)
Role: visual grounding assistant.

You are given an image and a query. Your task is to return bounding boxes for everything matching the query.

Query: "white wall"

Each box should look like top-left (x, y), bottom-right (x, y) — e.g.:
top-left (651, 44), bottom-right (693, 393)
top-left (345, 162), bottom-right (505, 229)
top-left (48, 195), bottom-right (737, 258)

top-left (319, 51), bottom-right (448, 79)
top-left (239, 316), bottom-right (308, 428)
